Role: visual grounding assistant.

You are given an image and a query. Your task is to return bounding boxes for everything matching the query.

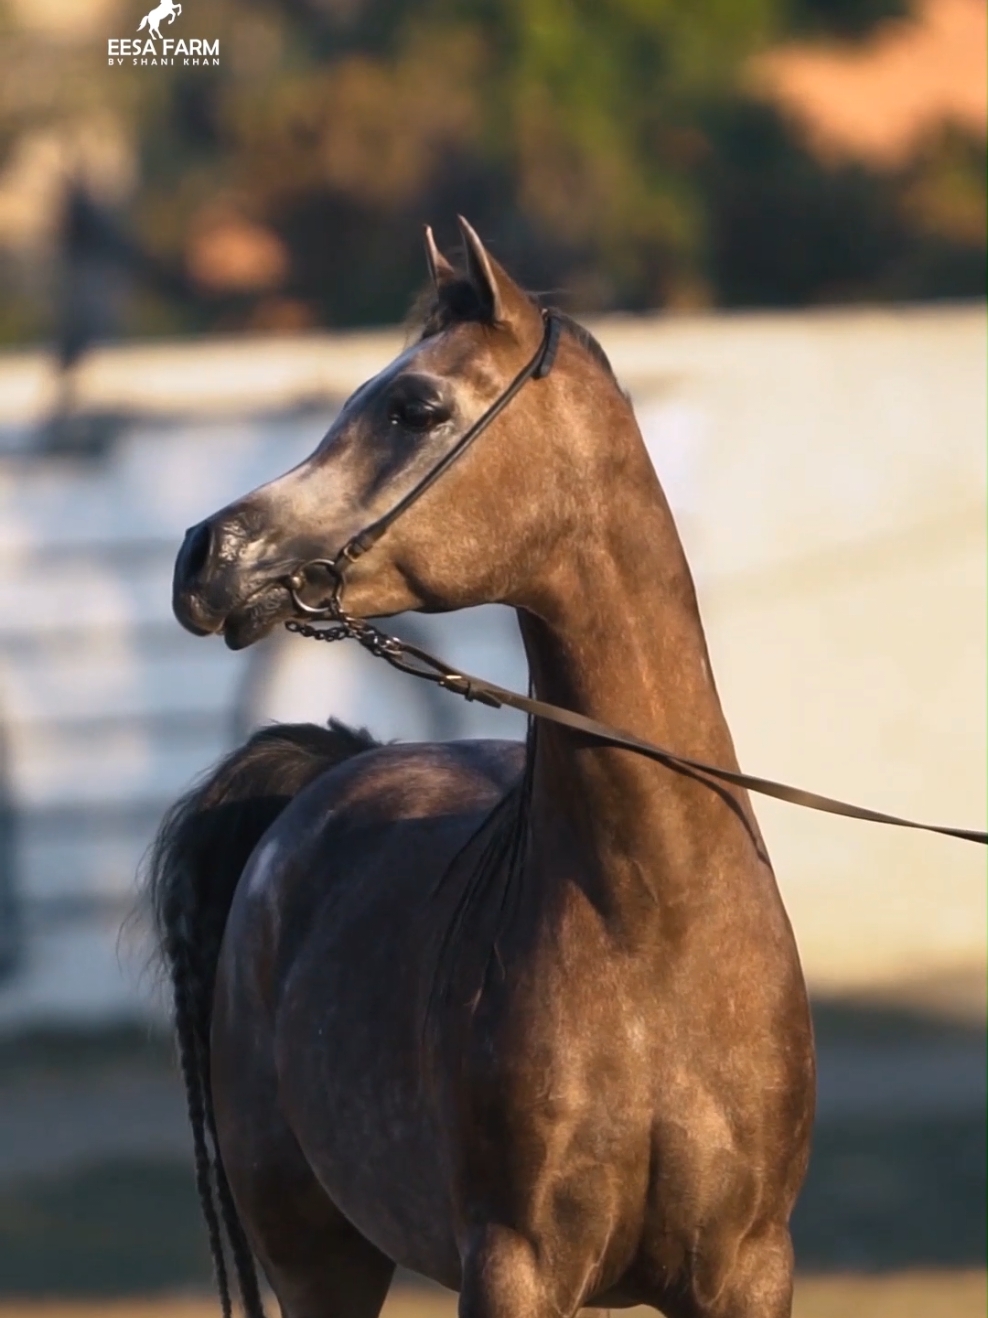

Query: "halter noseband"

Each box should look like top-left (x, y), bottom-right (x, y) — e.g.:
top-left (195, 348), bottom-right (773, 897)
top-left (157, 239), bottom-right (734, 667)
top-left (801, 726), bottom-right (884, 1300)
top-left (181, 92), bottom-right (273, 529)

top-left (285, 310), bottom-right (562, 625)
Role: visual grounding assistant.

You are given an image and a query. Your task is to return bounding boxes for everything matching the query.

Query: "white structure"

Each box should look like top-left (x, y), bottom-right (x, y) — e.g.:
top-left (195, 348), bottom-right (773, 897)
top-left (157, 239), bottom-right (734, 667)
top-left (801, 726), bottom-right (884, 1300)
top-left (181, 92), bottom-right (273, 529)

top-left (0, 302), bottom-right (983, 1027)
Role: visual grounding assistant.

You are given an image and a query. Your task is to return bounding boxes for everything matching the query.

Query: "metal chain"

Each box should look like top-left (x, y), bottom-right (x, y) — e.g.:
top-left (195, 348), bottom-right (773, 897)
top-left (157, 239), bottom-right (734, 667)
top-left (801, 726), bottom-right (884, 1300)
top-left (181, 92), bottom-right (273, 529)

top-left (286, 613), bottom-right (405, 664)
top-left (284, 620), bottom-right (350, 644)
top-left (284, 613), bottom-right (497, 703)
top-left (287, 615), bottom-right (389, 651)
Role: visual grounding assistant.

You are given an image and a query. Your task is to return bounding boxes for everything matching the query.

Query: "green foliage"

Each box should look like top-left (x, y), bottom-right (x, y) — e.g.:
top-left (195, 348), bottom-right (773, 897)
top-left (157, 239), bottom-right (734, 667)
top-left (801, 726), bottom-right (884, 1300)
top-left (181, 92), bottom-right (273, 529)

top-left (701, 106), bottom-right (986, 305)
top-left (0, 0), bottom-right (982, 342)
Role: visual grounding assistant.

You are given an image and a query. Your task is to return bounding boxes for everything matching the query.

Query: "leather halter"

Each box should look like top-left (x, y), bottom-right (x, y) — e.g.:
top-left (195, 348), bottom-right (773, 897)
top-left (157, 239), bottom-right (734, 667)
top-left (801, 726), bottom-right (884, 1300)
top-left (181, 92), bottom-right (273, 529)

top-left (287, 311), bottom-right (562, 619)
top-left (283, 311), bottom-right (987, 848)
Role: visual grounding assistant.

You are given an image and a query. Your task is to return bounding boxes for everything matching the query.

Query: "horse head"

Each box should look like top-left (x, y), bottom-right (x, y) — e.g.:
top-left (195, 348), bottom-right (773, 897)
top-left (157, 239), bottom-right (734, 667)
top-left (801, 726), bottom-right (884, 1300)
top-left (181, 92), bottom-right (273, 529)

top-left (172, 218), bottom-right (627, 649)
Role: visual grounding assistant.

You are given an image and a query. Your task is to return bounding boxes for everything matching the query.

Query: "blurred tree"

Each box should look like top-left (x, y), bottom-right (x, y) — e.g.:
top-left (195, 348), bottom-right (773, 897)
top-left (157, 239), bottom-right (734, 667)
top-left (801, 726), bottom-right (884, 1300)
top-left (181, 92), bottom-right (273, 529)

top-left (789, 0), bottom-right (910, 37)
top-left (0, 0), bottom-right (982, 341)
top-left (701, 102), bottom-right (986, 305)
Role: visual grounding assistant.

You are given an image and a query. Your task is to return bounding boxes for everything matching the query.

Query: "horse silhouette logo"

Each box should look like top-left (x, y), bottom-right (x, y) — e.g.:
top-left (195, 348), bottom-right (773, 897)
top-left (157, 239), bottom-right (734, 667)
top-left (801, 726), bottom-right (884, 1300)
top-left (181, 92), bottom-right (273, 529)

top-left (137, 0), bottom-right (182, 39)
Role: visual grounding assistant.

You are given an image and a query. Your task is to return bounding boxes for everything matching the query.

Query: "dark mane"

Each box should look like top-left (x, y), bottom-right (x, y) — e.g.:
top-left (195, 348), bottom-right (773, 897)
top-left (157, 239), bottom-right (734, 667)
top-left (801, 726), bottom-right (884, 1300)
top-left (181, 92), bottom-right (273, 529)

top-left (426, 715), bottom-right (537, 1029)
top-left (409, 283), bottom-right (618, 384)
top-left (540, 304), bottom-right (617, 382)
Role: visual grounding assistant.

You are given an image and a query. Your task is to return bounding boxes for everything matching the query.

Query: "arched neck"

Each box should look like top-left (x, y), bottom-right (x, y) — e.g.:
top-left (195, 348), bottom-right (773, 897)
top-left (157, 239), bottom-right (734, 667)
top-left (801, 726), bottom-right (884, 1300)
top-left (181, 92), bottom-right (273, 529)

top-left (513, 460), bottom-right (763, 910)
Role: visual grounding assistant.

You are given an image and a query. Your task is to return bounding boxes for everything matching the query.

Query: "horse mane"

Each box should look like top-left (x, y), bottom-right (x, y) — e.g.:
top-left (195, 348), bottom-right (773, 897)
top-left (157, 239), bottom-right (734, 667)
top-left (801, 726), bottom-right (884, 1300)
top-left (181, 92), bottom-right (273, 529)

top-left (408, 282), bottom-right (618, 385)
top-left (426, 715), bottom-right (538, 1027)
top-left (538, 304), bottom-right (618, 382)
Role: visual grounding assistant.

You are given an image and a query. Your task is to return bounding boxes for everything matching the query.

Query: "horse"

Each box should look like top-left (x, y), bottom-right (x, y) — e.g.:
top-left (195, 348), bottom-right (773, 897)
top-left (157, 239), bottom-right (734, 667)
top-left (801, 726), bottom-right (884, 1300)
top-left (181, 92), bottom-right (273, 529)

top-left (152, 217), bottom-right (815, 1318)
top-left (137, 0), bottom-right (181, 40)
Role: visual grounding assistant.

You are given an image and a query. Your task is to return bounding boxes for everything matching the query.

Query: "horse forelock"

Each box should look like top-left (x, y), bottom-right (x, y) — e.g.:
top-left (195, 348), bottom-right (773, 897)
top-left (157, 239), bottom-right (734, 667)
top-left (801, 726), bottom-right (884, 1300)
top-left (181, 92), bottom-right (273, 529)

top-left (407, 283), bottom-right (617, 385)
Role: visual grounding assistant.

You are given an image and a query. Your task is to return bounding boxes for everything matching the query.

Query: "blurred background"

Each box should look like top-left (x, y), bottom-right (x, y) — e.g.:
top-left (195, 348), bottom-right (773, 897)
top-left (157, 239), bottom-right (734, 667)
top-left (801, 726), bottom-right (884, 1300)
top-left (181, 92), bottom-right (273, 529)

top-left (0, 0), bottom-right (984, 1314)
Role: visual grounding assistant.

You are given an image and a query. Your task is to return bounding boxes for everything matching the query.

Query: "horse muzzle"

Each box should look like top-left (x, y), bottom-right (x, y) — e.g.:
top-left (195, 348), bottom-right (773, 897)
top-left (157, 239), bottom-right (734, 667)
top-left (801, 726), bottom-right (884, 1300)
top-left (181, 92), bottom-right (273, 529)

top-left (173, 515), bottom-right (296, 646)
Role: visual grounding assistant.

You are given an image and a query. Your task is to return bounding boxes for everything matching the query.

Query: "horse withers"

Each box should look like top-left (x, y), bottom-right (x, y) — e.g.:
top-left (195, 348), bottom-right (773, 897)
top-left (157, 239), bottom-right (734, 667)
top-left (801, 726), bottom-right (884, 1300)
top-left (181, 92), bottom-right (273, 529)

top-left (152, 219), bottom-right (815, 1318)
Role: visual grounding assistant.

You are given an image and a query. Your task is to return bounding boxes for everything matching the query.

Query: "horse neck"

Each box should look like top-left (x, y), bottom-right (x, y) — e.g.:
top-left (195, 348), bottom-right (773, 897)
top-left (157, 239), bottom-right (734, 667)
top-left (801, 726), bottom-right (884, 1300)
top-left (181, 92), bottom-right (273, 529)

top-left (514, 415), bottom-right (761, 917)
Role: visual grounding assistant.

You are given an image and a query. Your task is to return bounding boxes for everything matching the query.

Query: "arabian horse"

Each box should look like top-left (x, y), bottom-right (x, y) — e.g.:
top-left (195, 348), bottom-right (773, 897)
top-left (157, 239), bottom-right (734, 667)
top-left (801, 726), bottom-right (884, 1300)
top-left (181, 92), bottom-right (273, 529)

top-left (152, 219), bottom-right (815, 1318)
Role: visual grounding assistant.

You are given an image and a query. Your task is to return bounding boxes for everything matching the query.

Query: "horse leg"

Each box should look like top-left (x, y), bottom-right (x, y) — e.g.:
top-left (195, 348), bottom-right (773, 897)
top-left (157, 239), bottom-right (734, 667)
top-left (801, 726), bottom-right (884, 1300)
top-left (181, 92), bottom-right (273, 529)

top-left (212, 1007), bottom-right (395, 1318)
top-left (458, 1225), bottom-right (585, 1318)
top-left (256, 1188), bottom-right (395, 1318)
top-left (220, 1104), bottom-right (396, 1318)
top-left (692, 1227), bottom-right (795, 1318)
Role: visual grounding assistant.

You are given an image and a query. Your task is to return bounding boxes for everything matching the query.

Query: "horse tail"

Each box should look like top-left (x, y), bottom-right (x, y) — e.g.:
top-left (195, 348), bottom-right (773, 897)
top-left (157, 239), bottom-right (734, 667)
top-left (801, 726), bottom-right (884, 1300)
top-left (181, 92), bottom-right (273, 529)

top-left (137, 13), bottom-right (147, 29)
top-left (145, 720), bottom-right (377, 1318)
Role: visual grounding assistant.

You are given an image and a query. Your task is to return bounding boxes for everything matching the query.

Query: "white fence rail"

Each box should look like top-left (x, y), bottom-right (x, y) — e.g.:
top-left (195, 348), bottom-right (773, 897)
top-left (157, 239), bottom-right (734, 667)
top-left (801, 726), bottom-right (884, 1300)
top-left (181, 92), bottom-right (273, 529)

top-left (0, 303), bottom-right (983, 1027)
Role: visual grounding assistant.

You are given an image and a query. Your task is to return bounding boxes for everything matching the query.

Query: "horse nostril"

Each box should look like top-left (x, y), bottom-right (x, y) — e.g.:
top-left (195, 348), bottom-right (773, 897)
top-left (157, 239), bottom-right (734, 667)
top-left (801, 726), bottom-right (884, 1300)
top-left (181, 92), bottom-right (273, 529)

top-left (179, 520), bottom-right (213, 583)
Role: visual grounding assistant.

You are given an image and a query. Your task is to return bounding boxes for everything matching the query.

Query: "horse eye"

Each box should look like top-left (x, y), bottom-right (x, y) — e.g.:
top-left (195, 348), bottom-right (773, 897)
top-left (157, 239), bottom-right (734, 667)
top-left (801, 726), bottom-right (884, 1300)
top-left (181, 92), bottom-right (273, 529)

top-left (390, 396), bottom-right (445, 431)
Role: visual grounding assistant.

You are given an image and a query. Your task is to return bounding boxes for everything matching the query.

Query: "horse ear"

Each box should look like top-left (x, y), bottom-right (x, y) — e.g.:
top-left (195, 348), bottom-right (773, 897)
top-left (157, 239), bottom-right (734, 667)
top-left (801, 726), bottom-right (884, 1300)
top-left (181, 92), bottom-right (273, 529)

top-left (456, 216), bottom-right (533, 330)
top-left (423, 225), bottom-right (455, 290)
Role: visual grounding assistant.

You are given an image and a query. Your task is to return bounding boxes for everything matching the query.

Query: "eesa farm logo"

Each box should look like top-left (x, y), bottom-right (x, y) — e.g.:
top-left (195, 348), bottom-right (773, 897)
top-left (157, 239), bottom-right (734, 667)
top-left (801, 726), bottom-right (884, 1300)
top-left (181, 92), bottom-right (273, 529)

top-left (108, 2), bottom-right (220, 67)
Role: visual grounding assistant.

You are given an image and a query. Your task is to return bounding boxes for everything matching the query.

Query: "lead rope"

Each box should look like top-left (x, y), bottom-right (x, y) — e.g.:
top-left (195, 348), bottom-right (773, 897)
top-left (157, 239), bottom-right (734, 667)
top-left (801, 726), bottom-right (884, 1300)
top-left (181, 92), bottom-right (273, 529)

top-left (285, 612), bottom-right (988, 847)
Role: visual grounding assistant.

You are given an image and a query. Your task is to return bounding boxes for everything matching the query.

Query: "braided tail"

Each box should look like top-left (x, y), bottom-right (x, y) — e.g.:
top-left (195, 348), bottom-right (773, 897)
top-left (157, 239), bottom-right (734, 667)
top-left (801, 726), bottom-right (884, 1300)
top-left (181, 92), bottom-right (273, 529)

top-left (173, 963), bottom-right (235, 1317)
top-left (144, 721), bottom-right (376, 1315)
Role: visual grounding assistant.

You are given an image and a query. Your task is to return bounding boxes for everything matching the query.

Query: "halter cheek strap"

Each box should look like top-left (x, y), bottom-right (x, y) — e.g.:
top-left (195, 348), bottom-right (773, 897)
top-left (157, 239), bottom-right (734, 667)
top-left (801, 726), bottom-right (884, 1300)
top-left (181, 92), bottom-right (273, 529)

top-left (287, 311), bottom-right (562, 619)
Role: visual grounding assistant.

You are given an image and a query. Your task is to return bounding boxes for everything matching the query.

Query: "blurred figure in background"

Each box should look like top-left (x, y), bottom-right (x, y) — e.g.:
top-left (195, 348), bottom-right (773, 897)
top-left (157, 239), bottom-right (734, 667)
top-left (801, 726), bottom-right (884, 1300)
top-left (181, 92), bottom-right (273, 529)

top-left (43, 182), bottom-right (134, 452)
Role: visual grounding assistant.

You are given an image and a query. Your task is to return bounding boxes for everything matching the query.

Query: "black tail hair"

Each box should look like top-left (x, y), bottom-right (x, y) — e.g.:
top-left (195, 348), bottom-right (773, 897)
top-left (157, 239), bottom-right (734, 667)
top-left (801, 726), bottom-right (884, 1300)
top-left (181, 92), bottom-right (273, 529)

top-left (145, 720), bottom-right (377, 1317)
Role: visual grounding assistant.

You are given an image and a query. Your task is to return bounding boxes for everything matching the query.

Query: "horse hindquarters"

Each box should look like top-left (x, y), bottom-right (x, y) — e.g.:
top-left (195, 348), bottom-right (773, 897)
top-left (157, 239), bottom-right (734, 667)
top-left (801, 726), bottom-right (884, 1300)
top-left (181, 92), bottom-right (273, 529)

top-left (209, 740), bottom-right (522, 1308)
top-left (145, 719), bottom-right (379, 1318)
top-left (211, 949), bottom-right (396, 1318)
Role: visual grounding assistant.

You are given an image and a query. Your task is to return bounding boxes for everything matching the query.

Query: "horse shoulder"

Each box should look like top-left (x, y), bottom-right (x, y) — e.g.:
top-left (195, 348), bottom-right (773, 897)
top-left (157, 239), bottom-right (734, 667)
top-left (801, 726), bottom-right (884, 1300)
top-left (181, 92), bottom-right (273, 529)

top-left (285, 736), bottom-right (525, 834)
top-left (228, 737), bottom-right (525, 972)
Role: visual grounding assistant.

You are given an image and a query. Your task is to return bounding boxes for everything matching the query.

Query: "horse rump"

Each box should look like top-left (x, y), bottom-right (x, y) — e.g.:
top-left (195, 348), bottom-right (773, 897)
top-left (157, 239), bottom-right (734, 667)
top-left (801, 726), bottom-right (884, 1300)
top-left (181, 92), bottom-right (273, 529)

top-left (144, 719), bottom-right (377, 1318)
